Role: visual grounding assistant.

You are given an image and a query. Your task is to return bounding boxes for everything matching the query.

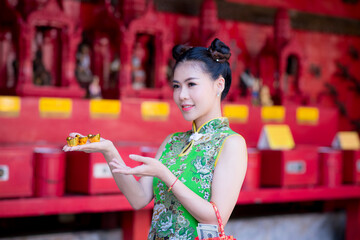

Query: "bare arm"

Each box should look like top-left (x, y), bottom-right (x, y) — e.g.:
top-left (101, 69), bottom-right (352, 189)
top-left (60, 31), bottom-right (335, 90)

top-left (110, 134), bottom-right (247, 225)
top-left (63, 133), bottom-right (172, 210)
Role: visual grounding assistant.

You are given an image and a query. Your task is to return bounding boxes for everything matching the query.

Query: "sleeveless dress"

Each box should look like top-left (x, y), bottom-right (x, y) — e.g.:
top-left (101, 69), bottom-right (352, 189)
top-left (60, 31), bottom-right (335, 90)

top-left (148, 117), bottom-right (238, 240)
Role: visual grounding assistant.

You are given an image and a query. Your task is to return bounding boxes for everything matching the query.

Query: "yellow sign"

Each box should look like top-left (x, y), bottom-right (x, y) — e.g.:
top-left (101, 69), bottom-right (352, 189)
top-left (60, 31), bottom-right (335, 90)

top-left (332, 131), bottom-right (360, 150)
top-left (0, 96), bottom-right (20, 117)
top-left (296, 107), bottom-right (319, 125)
top-left (141, 101), bottom-right (170, 121)
top-left (90, 99), bottom-right (121, 119)
top-left (223, 104), bottom-right (248, 123)
top-left (39, 97), bottom-right (72, 118)
top-left (261, 106), bottom-right (285, 122)
top-left (258, 124), bottom-right (295, 150)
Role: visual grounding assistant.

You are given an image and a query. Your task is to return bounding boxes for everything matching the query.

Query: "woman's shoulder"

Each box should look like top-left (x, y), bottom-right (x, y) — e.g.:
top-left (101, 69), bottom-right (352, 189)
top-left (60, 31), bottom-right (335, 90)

top-left (215, 133), bottom-right (247, 167)
top-left (222, 133), bottom-right (246, 152)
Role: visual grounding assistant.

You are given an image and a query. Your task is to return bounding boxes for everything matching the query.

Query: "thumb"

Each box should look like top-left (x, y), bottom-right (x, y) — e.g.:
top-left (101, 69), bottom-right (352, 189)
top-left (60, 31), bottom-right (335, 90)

top-left (129, 154), bottom-right (151, 163)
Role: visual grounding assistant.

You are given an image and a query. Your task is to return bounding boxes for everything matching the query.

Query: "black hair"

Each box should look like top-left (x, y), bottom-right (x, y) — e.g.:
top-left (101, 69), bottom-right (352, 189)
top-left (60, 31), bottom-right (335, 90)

top-left (172, 38), bottom-right (232, 101)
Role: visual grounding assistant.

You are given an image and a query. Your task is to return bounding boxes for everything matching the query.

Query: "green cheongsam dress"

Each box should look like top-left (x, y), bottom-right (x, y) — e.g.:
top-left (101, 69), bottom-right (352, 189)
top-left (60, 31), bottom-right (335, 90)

top-left (148, 117), bottom-right (239, 240)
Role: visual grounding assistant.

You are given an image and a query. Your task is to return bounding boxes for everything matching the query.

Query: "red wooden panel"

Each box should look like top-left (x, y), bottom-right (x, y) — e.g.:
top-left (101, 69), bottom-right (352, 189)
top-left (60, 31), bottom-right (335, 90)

top-left (122, 209), bottom-right (152, 240)
top-left (0, 97), bottom-right (189, 146)
top-left (2, 186), bottom-right (360, 218)
top-left (237, 186), bottom-right (360, 204)
top-left (0, 195), bottom-right (154, 218)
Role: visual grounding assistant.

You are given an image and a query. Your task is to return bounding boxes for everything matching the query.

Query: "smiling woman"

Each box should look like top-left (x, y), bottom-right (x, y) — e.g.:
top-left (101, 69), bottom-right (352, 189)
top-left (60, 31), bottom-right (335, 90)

top-left (63, 38), bottom-right (247, 240)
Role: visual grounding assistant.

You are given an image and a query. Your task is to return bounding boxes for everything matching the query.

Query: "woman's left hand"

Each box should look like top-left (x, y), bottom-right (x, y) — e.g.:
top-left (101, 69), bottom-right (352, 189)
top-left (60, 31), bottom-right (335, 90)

top-left (109, 154), bottom-right (166, 178)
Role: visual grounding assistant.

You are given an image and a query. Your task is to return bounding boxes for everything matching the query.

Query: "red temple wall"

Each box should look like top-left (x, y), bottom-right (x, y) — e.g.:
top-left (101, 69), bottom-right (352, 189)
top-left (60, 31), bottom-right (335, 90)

top-left (2, 0), bottom-right (360, 131)
top-left (228, 0), bottom-right (360, 20)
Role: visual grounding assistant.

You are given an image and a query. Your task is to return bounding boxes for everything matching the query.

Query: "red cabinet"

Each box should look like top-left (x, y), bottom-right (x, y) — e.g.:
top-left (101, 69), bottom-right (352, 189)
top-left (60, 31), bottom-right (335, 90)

top-left (65, 145), bottom-right (142, 195)
top-left (242, 148), bottom-right (260, 191)
top-left (318, 148), bottom-right (342, 187)
top-left (34, 148), bottom-right (66, 197)
top-left (342, 150), bottom-right (360, 184)
top-left (260, 146), bottom-right (319, 187)
top-left (0, 146), bottom-right (34, 198)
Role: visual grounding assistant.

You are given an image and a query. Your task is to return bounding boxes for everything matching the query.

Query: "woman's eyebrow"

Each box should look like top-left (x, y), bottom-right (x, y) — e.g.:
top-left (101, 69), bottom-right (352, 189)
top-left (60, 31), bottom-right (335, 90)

top-left (172, 77), bottom-right (200, 83)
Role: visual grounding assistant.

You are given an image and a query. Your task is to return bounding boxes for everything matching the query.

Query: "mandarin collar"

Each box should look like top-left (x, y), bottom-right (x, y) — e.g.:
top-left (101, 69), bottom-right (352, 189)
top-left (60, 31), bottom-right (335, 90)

top-left (192, 117), bottom-right (229, 134)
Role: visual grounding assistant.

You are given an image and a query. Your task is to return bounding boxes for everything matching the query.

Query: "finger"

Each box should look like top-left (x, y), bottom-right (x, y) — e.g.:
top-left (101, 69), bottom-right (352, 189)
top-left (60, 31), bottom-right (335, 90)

top-left (112, 167), bottom-right (134, 175)
top-left (63, 145), bottom-right (83, 152)
top-left (69, 132), bottom-right (85, 138)
top-left (129, 154), bottom-right (153, 163)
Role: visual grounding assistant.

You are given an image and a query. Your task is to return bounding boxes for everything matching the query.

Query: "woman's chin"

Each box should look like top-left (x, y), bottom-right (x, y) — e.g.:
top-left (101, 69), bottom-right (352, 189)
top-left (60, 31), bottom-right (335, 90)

top-left (181, 113), bottom-right (196, 122)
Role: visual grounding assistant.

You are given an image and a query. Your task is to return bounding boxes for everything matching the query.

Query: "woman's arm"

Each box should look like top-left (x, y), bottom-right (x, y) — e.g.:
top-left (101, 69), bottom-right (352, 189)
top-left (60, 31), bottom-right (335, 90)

top-left (169, 134), bottom-right (247, 225)
top-left (110, 134), bottom-right (247, 225)
top-left (209, 135), bottom-right (247, 225)
top-left (63, 133), bottom-right (172, 210)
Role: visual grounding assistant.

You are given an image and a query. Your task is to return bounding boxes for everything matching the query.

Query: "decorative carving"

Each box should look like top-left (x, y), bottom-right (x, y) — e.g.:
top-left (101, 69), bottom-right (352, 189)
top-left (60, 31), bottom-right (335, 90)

top-left (349, 45), bottom-right (359, 60)
top-left (309, 64), bottom-right (322, 78)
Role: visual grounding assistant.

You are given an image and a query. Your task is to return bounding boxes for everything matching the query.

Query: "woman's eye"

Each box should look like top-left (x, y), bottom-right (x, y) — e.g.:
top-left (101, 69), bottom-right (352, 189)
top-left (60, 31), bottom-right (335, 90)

top-left (188, 82), bottom-right (196, 87)
top-left (172, 84), bottom-right (179, 89)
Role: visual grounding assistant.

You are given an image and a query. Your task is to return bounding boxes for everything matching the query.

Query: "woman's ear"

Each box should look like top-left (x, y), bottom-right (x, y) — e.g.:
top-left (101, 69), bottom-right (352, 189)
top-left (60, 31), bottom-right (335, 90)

top-left (215, 77), bottom-right (225, 94)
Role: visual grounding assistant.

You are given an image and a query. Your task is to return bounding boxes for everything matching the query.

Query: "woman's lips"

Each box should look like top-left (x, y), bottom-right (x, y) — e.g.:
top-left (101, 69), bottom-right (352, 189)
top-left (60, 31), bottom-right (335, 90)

top-left (182, 105), bottom-right (194, 112)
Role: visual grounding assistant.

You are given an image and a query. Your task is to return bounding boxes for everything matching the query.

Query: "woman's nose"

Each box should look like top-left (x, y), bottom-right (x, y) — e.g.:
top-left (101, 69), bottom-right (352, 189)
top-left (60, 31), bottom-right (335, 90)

top-left (179, 87), bottom-right (189, 100)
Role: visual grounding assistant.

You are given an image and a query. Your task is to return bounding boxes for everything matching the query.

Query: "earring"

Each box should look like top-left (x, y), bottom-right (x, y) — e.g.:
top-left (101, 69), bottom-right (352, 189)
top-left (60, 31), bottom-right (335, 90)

top-left (217, 92), bottom-right (220, 97)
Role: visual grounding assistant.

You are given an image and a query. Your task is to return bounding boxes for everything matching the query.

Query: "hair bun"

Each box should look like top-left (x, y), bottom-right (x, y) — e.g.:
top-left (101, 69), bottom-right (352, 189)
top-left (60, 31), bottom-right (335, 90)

top-left (172, 45), bottom-right (193, 61)
top-left (208, 38), bottom-right (231, 63)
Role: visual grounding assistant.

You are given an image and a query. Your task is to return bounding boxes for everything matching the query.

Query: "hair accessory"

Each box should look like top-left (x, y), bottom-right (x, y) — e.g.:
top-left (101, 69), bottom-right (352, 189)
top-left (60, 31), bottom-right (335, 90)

top-left (208, 48), bottom-right (231, 63)
top-left (173, 45), bottom-right (193, 61)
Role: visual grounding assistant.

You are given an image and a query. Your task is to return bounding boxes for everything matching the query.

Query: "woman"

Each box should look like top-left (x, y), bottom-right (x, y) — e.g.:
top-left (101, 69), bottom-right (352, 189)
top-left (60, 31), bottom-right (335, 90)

top-left (63, 38), bottom-right (247, 239)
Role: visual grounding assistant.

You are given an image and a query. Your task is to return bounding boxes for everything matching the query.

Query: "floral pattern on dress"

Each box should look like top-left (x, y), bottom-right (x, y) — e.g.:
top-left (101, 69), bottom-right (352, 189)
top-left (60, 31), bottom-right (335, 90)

top-left (148, 118), bottom-right (238, 240)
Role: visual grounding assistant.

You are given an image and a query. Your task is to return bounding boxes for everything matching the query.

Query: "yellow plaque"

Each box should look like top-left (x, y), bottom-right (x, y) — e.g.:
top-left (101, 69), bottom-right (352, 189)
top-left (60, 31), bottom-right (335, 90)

top-left (257, 124), bottom-right (295, 150)
top-left (141, 101), bottom-right (170, 121)
top-left (296, 107), bottom-right (319, 125)
top-left (332, 131), bottom-right (360, 150)
top-left (0, 96), bottom-right (20, 117)
top-left (223, 104), bottom-right (248, 123)
top-left (90, 99), bottom-right (121, 119)
top-left (39, 97), bottom-right (72, 118)
top-left (261, 106), bottom-right (285, 122)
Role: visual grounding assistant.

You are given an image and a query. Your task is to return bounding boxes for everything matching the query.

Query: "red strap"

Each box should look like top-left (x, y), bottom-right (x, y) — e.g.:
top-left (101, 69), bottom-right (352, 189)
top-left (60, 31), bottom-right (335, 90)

top-left (210, 201), bottom-right (225, 238)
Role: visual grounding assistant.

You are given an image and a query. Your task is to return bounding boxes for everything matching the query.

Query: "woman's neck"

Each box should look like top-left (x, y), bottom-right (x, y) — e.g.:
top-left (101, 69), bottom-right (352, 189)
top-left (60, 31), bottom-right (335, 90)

top-left (194, 107), bottom-right (222, 131)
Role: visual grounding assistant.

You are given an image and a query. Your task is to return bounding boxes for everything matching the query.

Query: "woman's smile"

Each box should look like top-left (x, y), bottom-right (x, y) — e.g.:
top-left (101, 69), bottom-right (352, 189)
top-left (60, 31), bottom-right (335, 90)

top-left (181, 104), bottom-right (195, 112)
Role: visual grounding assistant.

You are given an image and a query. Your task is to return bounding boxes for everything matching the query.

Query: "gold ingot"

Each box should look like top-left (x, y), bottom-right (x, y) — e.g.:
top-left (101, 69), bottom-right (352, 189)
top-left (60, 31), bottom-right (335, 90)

top-left (78, 136), bottom-right (88, 145)
top-left (67, 137), bottom-right (78, 147)
top-left (88, 133), bottom-right (100, 143)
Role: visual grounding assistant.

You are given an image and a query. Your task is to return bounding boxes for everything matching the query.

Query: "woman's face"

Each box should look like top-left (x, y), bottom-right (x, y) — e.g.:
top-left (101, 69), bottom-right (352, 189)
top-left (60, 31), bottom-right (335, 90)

top-left (173, 61), bottom-right (221, 125)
